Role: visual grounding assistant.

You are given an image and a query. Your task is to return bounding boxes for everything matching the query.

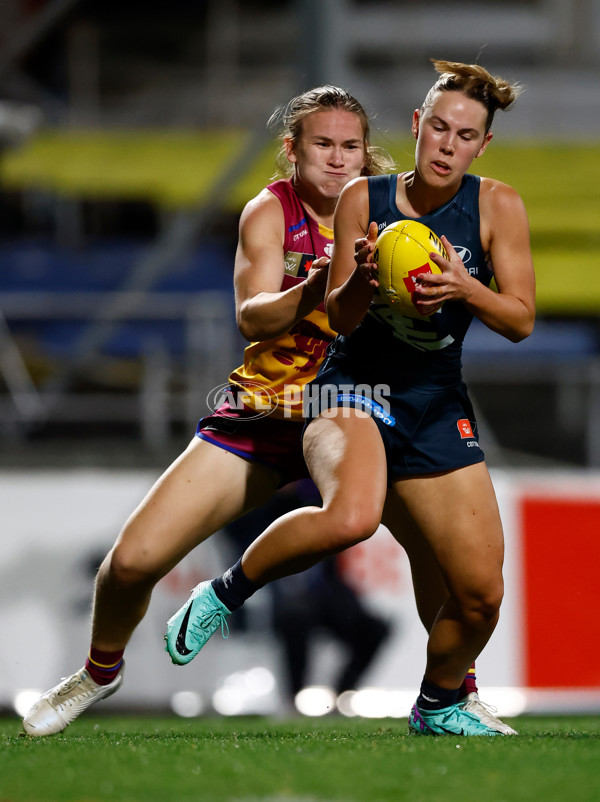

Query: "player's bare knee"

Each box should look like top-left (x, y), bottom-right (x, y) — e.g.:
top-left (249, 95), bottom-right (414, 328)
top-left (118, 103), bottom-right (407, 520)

top-left (460, 582), bottom-right (503, 629)
top-left (107, 543), bottom-right (159, 589)
top-left (320, 506), bottom-right (380, 552)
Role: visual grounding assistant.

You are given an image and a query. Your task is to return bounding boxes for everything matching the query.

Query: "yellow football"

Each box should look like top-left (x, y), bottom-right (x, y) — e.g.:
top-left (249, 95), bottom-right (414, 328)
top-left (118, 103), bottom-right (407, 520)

top-left (374, 220), bottom-right (448, 318)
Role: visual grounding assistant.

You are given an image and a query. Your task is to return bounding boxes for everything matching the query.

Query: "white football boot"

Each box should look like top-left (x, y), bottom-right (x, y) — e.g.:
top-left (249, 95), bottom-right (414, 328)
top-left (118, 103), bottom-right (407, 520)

top-left (459, 692), bottom-right (518, 735)
top-left (22, 665), bottom-right (124, 736)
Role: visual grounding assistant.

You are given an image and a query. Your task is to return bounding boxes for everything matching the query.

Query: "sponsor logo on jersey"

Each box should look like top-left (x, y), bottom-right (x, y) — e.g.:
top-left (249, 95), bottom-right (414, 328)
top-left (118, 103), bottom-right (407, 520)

top-left (457, 418), bottom-right (474, 438)
top-left (455, 246), bottom-right (482, 278)
top-left (284, 252), bottom-right (316, 277)
top-left (284, 254), bottom-right (300, 274)
top-left (454, 245), bottom-right (472, 264)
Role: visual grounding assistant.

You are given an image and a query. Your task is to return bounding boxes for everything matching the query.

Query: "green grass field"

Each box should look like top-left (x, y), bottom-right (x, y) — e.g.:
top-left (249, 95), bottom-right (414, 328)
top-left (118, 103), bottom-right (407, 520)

top-left (1, 714), bottom-right (599, 802)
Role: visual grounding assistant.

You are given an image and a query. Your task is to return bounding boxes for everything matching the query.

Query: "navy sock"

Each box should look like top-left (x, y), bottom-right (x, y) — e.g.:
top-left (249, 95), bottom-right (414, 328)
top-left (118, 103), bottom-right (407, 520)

top-left (211, 558), bottom-right (263, 611)
top-left (417, 679), bottom-right (460, 711)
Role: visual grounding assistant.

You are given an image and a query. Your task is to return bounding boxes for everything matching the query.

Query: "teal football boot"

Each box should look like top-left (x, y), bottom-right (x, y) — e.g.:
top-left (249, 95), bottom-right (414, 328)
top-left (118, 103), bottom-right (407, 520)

top-left (408, 702), bottom-right (501, 736)
top-left (165, 581), bottom-right (231, 665)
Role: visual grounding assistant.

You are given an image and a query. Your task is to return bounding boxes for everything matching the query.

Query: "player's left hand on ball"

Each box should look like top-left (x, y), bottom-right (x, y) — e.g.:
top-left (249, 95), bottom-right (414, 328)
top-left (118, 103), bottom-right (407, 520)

top-left (357, 261), bottom-right (379, 289)
top-left (416, 234), bottom-right (473, 310)
top-left (354, 221), bottom-right (379, 268)
top-left (354, 222), bottom-right (380, 289)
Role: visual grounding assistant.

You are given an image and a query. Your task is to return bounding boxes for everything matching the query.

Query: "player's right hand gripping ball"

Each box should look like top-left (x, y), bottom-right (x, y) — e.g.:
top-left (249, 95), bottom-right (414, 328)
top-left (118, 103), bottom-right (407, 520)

top-left (374, 220), bottom-right (448, 318)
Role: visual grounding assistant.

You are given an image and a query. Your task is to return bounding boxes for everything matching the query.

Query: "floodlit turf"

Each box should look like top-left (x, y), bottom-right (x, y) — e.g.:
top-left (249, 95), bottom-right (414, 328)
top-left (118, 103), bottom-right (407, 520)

top-left (1, 715), bottom-right (599, 802)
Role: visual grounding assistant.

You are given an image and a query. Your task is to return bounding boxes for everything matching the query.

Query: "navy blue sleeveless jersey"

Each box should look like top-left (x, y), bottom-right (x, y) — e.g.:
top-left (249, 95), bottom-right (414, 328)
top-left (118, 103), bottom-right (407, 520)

top-left (329, 173), bottom-right (493, 391)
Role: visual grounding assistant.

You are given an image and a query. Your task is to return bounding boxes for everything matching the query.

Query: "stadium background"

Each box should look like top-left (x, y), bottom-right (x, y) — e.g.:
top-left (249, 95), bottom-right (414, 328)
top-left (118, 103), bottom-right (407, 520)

top-left (0, 0), bottom-right (599, 721)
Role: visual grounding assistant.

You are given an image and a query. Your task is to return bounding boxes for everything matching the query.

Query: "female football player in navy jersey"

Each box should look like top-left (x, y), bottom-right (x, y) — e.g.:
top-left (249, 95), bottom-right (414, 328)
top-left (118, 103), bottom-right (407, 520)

top-left (24, 82), bottom-right (509, 737)
top-left (170, 60), bottom-right (534, 736)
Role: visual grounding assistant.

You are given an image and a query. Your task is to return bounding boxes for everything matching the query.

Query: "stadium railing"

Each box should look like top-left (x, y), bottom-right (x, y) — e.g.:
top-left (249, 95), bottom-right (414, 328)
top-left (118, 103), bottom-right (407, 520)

top-left (0, 289), bottom-right (236, 449)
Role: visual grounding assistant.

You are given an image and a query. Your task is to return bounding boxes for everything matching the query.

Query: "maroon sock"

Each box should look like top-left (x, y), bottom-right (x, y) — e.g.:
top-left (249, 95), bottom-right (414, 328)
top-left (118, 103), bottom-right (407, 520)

top-left (458, 663), bottom-right (478, 698)
top-left (85, 647), bottom-right (124, 686)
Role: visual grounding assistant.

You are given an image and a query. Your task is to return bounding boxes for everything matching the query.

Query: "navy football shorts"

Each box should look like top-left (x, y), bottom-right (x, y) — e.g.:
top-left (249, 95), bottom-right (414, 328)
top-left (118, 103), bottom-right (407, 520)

top-left (303, 359), bottom-right (485, 481)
